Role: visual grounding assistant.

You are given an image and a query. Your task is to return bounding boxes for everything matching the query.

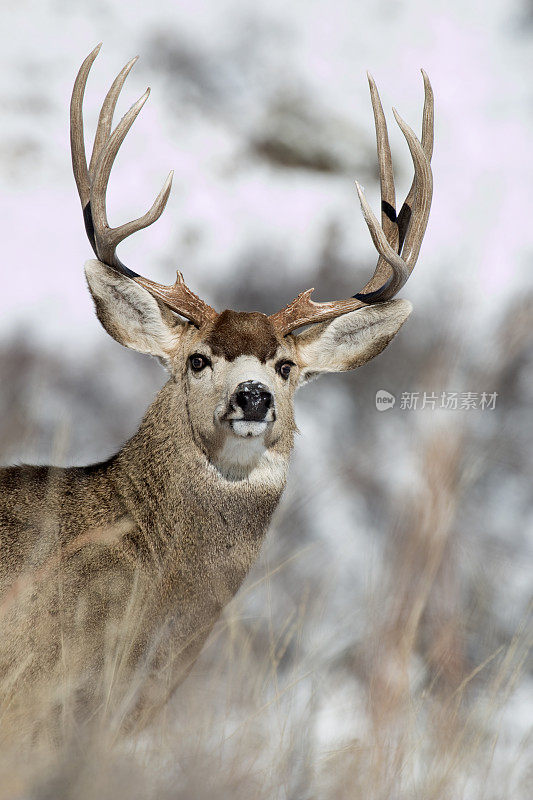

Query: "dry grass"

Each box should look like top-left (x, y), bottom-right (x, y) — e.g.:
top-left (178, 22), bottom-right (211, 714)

top-left (0, 436), bottom-right (529, 799)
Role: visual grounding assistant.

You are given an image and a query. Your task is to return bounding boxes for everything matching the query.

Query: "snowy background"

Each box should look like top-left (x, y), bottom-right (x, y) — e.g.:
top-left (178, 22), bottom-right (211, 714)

top-left (0, 0), bottom-right (532, 797)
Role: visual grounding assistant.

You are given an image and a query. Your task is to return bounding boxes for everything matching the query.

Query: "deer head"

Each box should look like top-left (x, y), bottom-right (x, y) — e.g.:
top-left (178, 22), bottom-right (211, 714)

top-left (71, 45), bottom-right (433, 476)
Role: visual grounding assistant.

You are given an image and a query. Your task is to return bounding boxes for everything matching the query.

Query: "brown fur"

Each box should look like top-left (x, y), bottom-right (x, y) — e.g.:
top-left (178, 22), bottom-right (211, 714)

top-left (205, 310), bottom-right (281, 362)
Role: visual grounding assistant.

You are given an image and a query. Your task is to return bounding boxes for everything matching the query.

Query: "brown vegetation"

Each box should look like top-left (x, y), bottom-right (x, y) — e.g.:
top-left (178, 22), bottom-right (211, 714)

top-left (0, 285), bottom-right (530, 797)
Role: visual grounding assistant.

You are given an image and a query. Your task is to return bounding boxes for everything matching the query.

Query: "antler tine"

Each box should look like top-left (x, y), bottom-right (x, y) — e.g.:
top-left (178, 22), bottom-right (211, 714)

top-left (114, 171), bottom-right (174, 241)
top-left (368, 73), bottom-right (397, 240)
top-left (368, 74), bottom-right (399, 250)
top-left (88, 55), bottom-right (138, 177)
top-left (70, 43), bottom-right (102, 209)
top-left (396, 70), bottom-right (434, 256)
top-left (353, 73), bottom-right (401, 299)
top-left (354, 179), bottom-right (411, 295)
top-left (392, 107), bottom-right (432, 271)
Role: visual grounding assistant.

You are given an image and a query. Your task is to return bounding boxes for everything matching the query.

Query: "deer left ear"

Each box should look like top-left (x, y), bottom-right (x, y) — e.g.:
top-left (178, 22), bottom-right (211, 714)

top-left (292, 299), bottom-right (412, 383)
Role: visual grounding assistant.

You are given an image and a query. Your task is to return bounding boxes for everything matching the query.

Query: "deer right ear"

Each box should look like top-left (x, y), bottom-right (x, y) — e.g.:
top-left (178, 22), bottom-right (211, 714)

top-left (85, 259), bottom-right (185, 359)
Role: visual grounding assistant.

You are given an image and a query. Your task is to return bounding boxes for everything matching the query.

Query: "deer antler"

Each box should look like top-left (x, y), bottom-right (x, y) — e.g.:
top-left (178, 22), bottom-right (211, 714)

top-left (269, 71), bottom-right (433, 336)
top-left (71, 45), bottom-right (217, 327)
top-left (72, 50), bottom-right (432, 335)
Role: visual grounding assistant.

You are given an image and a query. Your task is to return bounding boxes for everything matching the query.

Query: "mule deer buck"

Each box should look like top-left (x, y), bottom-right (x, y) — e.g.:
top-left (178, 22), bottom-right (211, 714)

top-left (0, 45), bottom-right (433, 732)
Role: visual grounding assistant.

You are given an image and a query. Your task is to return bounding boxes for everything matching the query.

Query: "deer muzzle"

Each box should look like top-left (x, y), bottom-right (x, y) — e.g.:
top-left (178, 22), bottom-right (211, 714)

top-left (232, 381), bottom-right (274, 422)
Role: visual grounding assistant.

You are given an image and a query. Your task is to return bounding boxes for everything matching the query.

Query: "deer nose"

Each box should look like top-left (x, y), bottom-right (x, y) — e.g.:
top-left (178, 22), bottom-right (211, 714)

top-left (233, 381), bottom-right (273, 421)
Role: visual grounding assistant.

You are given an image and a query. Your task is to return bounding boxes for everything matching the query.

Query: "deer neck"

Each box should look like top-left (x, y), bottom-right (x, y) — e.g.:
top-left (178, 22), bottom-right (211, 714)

top-left (111, 380), bottom-right (292, 564)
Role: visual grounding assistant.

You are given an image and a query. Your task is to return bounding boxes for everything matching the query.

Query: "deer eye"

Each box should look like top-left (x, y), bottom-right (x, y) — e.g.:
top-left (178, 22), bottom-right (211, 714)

top-left (189, 353), bottom-right (210, 372)
top-left (277, 360), bottom-right (294, 380)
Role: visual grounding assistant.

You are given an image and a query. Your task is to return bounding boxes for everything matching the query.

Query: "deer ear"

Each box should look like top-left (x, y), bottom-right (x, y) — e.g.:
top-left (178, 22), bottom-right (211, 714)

top-left (292, 299), bottom-right (412, 383)
top-left (85, 259), bottom-right (185, 358)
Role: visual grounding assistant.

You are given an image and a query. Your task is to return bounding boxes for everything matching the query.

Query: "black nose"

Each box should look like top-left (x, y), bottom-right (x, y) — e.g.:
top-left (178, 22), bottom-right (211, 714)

top-left (234, 381), bottom-right (273, 421)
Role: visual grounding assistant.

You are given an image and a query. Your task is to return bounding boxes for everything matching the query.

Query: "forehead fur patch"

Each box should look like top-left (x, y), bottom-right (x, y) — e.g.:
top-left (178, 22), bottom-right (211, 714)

top-left (205, 310), bottom-right (280, 362)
